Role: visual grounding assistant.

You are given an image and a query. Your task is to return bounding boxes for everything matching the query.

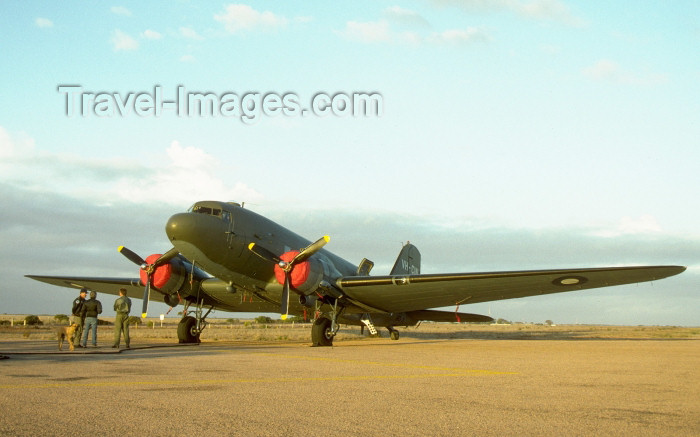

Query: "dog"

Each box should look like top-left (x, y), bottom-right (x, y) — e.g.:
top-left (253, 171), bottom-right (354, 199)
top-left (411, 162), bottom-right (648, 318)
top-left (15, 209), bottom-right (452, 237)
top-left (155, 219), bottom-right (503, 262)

top-left (57, 323), bottom-right (79, 351)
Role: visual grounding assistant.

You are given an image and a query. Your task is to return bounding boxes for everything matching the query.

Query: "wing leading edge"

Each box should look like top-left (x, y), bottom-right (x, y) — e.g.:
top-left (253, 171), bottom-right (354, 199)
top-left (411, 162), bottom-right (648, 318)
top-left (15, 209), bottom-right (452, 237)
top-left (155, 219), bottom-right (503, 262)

top-left (337, 265), bottom-right (686, 314)
top-left (25, 275), bottom-right (149, 302)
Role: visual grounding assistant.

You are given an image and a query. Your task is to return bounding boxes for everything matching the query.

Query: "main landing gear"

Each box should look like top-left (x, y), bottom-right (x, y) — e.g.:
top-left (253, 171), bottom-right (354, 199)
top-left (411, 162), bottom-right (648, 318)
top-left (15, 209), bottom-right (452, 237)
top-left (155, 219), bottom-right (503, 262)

top-left (177, 299), bottom-right (213, 344)
top-left (311, 300), bottom-right (343, 347)
top-left (311, 317), bottom-right (334, 347)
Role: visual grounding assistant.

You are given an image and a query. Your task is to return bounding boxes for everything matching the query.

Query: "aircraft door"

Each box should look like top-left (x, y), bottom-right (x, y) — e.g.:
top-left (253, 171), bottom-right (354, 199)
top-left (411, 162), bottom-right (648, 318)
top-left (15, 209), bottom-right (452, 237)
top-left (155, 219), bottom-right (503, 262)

top-left (223, 210), bottom-right (245, 257)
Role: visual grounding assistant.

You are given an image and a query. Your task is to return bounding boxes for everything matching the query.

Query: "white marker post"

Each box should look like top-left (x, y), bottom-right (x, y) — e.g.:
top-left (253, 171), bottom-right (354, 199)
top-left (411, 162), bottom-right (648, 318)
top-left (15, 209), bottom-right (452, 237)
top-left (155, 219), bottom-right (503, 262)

top-left (159, 314), bottom-right (164, 328)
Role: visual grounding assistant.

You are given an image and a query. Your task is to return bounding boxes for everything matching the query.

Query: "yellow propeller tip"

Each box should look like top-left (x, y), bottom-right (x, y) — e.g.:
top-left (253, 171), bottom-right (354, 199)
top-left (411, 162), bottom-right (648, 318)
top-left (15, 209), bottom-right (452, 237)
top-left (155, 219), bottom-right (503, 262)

top-left (248, 243), bottom-right (255, 250)
top-left (118, 246), bottom-right (124, 251)
top-left (141, 313), bottom-right (147, 319)
top-left (280, 314), bottom-right (288, 320)
top-left (323, 235), bottom-right (330, 242)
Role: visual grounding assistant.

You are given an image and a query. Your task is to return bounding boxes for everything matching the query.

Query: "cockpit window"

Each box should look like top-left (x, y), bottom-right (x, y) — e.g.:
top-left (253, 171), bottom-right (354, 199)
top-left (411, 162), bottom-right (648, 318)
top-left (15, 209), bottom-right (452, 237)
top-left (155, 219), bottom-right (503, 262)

top-left (191, 206), bottom-right (222, 217)
top-left (188, 204), bottom-right (231, 222)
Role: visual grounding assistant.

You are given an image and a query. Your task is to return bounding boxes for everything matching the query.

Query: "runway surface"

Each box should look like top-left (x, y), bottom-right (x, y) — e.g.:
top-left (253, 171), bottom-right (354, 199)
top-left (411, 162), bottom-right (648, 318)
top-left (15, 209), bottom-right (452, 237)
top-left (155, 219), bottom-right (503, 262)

top-left (1, 337), bottom-right (698, 436)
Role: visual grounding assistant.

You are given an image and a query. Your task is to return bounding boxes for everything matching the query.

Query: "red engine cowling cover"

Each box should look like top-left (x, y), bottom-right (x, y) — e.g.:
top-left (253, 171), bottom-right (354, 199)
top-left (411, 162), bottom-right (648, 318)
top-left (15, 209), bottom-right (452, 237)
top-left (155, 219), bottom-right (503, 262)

top-left (274, 251), bottom-right (309, 287)
top-left (140, 254), bottom-right (185, 293)
top-left (273, 251), bottom-right (324, 294)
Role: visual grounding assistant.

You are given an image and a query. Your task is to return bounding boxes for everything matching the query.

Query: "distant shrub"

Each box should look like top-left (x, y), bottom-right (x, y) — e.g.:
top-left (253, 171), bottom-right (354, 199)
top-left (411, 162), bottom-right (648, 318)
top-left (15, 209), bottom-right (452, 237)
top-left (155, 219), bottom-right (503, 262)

top-left (24, 315), bottom-right (43, 325)
top-left (54, 314), bottom-right (70, 324)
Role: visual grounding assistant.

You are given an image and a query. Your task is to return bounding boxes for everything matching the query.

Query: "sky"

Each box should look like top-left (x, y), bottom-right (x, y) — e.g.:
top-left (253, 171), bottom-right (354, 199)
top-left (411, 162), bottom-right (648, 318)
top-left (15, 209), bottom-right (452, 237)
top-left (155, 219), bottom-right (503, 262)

top-left (0, 1), bottom-right (698, 325)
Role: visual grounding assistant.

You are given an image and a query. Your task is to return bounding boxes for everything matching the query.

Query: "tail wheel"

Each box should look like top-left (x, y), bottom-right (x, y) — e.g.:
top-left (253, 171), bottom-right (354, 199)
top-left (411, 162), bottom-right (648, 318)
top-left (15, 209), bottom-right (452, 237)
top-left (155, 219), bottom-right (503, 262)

top-left (177, 316), bottom-right (200, 344)
top-left (311, 317), bottom-right (333, 347)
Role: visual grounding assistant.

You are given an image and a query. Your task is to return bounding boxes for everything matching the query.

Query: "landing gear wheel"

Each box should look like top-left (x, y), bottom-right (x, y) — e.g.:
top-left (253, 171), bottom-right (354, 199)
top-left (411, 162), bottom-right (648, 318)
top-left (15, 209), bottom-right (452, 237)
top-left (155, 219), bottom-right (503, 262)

top-left (389, 329), bottom-right (400, 341)
top-left (311, 317), bottom-right (334, 347)
top-left (177, 316), bottom-right (201, 344)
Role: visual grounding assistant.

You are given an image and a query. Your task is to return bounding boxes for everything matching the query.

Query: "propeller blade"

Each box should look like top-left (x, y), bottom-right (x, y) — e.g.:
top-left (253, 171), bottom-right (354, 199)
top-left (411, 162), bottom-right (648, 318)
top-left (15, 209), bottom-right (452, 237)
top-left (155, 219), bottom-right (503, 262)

top-left (280, 273), bottom-right (290, 320)
top-left (248, 243), bottom-right (281, 264)
top-left (118, 246), bottom-right (146, 267)
top-left (141, 277), bottom-right (151, 318)
top-left (152, 247), bottom-right (180, 267)
top-left (292, 235), bottom-right (330, 265)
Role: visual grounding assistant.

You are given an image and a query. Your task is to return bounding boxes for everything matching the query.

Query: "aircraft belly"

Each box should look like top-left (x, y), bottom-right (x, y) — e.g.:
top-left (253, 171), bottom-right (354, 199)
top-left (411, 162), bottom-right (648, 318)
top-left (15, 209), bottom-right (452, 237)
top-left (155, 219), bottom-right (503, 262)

top-left (200, 290), bottom-right (278, 313)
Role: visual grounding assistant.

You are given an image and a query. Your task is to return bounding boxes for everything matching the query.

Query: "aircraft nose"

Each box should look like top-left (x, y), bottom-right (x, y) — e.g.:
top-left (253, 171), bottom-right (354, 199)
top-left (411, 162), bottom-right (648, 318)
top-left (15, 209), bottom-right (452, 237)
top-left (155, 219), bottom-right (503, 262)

top-left (166, 212), bottom-right (198, 242)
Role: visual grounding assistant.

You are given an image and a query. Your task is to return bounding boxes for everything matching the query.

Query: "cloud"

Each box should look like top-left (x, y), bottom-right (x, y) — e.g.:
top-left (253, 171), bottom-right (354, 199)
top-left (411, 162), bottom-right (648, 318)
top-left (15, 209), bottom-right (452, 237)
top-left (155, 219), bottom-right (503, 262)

top-left (591, 215), bottom-right (663, 238)
top-left (0, 127), bottom-right (260, 207)
top-left (214, 4), bottom-right (288, 34)
top-left (35, 17), bottom-right (53, 28)
top-left (0, 126), bottom-right (35, 159)
top-left (111, 29), bottom-right (139, 51)
top-left (427, 27), bottom-right (490, 45)
top-left (583, 59), bottom-right (668, 85)
top-left (339, 20), bottom-right (394, 44)
top-left (294, 16), bottom-right (314, 24)
top-left (383, 6), bottom-right (430, 28)
top-left (338, 20), bottom-right (488, 46)
top-left (2, 129), bottom-right (696, 323)
top-left (110, 6), bottom-right (132, 17)
top-left (516, 0), bottom-right (583, 26)
top-left (179, 26), bottom-right (204, 40)
top-left (8, 184), bottom-right (697, 322)
top-left (142, 29), bottom-right (162, 40)
top-left (428, 0), bottom-right (585, 27)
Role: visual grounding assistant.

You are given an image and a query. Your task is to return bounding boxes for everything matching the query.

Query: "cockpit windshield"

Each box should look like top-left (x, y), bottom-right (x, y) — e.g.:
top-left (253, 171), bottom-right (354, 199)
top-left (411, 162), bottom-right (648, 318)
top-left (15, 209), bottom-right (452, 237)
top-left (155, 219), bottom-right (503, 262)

top-left (187, 203), bottom-right (231, 222)
top-left (191, 205), bottom-right (222, 216)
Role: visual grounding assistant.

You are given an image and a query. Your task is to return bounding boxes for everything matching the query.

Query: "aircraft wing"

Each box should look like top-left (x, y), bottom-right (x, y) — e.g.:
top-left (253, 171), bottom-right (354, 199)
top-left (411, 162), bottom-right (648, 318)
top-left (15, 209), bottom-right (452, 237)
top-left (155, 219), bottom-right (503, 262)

top-left (25, 275), bottom-right (153, 302)
top-left (337, 265), bottom-right (686, 313)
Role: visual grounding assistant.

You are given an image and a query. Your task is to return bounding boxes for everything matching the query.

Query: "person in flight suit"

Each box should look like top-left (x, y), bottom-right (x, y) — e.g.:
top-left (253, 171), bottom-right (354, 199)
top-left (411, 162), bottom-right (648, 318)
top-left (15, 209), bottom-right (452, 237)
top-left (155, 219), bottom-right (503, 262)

top-left (80, 290), bottom-right (102, 347)
top-left (71, 288), bottom-right (87, 348)
top-left (112, 288), bottom-right (132, 349)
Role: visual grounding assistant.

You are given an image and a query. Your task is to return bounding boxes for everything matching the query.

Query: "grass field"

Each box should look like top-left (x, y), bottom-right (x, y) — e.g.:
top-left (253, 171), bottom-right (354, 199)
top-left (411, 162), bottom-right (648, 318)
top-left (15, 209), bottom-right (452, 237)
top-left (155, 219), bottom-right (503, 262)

top-left (2, 314), bottom-right (698, 343)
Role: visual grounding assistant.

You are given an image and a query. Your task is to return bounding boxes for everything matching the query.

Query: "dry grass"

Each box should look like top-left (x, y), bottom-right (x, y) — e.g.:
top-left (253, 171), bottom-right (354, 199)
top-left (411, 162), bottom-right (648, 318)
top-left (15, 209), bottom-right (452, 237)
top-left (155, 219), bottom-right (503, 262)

top-left (1, 314), bottom-right (698, 343)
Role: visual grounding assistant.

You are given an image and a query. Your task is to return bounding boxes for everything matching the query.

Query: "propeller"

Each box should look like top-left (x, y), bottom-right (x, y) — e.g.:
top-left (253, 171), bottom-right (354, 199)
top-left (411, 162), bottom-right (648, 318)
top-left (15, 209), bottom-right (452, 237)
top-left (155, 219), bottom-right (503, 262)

top-left (118, 246), bottom-right (179, 318)
top-left (248, 235), bottom-right (329, 320)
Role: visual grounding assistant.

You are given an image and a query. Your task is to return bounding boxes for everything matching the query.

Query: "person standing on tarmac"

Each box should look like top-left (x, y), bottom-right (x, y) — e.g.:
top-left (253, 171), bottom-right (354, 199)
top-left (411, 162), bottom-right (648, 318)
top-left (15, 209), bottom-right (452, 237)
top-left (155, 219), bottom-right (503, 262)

top-left (71, 288), bottom-right (87, 348)
top-left (112, 288), bottom-right (132, 349)
top-left (80, 290), bottom-right (102, 347)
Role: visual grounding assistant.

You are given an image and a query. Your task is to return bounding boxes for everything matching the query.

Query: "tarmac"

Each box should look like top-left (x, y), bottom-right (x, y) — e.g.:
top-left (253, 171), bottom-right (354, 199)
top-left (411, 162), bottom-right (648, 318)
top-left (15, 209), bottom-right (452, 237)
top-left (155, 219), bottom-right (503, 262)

top-left (0, 336), bottom-right (698, 436)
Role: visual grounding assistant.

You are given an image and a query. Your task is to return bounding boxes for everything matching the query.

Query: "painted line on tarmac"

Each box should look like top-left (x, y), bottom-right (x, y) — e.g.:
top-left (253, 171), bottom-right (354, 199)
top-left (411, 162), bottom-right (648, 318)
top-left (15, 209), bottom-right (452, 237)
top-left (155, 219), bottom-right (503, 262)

top-left (0, 370), bottom-right (515, 389)
top-left (251, 352), bottom-right (518, 375)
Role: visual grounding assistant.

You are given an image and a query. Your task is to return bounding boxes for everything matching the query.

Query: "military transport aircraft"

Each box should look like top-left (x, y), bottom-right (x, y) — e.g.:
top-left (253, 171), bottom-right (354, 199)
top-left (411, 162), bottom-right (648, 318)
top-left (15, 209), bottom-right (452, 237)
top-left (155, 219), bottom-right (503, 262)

top-left (27, 201), bottom-right (685, 346)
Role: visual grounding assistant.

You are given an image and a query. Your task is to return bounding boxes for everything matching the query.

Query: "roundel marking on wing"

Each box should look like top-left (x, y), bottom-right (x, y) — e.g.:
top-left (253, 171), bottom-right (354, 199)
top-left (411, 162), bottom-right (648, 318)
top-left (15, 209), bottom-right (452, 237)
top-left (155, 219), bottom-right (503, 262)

top-left (552, 275), bottom-right (588, 286)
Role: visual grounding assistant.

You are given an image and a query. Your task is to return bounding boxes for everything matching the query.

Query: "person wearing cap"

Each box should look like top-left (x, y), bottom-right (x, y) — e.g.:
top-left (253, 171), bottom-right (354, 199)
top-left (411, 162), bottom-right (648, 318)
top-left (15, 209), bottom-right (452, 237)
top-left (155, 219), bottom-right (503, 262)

top-left (112, 288), bottom-right (131, 349)
top-left (80, 290), bottom-right (102, 347)
top-left (71, 288), bottom-right (88, 347)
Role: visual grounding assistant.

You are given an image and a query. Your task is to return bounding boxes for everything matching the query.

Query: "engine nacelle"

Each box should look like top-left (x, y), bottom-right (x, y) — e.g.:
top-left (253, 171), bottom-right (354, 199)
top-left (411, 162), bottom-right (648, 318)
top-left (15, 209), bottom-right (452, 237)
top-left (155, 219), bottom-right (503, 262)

top-left (139, 254), bottom-right (208, 301)
top-left (140, 254), bottom-right (187, 295)
top-left (273, 251), bottom-right (326, 295)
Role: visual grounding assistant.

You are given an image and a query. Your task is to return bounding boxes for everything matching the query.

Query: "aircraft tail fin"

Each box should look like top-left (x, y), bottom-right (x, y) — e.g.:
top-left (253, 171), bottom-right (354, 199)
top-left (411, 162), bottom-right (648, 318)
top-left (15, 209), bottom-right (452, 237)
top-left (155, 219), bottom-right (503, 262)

top-left (390, 243), bottom-right (421, 275)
